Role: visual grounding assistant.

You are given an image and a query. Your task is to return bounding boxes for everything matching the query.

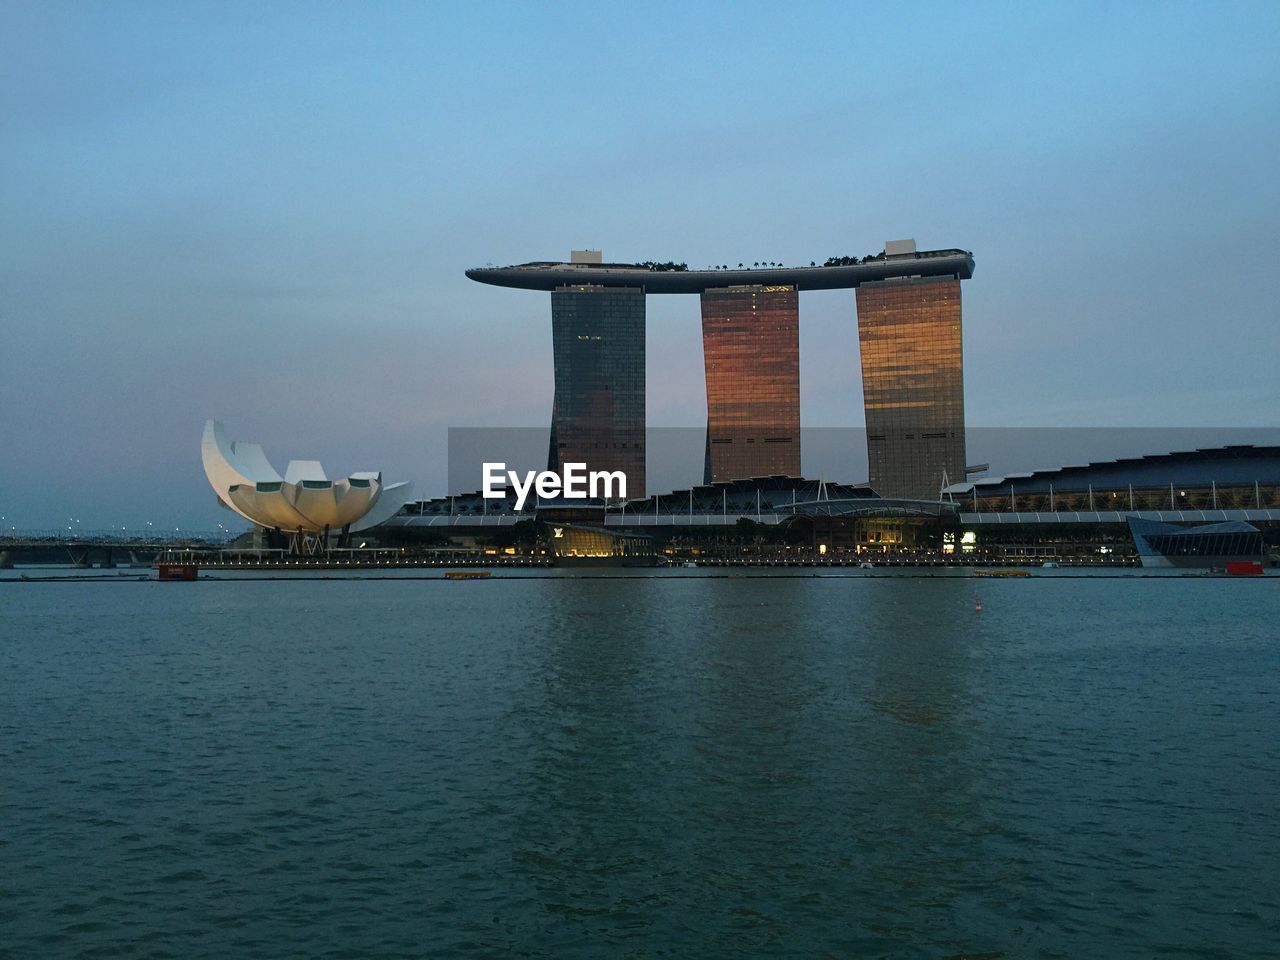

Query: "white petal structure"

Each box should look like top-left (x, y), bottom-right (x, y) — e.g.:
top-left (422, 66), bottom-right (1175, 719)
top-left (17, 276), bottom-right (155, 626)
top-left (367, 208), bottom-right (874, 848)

top-left (284, 460), bottom-right (327, 484)
top-left (202, 420), bottom-right (413, 533)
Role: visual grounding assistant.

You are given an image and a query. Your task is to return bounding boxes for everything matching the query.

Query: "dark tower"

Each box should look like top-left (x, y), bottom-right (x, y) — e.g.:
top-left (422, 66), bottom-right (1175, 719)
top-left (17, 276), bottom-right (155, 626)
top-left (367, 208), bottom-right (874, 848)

top-left (548, 285), bottom-right (646, 497)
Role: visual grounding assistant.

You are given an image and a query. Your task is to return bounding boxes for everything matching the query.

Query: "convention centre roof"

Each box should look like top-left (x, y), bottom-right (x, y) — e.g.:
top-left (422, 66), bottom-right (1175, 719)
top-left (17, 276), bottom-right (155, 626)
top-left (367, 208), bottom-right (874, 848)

top-left (944, 445), bottom-right (1280, 496)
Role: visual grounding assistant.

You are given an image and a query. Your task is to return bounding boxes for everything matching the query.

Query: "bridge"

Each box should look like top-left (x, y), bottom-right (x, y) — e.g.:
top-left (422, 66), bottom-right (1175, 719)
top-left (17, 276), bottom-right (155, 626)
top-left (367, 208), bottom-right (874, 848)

top-left (0, 532), bottom-right (231, 567)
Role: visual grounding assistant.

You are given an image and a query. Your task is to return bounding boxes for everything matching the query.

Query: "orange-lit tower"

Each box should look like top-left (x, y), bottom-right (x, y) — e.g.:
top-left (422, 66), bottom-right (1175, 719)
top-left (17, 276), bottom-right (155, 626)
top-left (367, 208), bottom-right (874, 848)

top-left (700, 285), bottom-right (800, 483)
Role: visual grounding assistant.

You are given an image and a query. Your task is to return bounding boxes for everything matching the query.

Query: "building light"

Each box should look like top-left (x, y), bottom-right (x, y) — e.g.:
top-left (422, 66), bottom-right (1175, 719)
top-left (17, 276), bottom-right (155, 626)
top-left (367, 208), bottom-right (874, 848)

top-left (819, 543), bottom-right (828, 555)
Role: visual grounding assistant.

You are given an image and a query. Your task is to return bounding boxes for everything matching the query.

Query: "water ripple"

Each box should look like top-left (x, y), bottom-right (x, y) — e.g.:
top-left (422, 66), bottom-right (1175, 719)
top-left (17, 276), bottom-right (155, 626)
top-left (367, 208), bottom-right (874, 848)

top-left (2, 578), bottom-right (1277, 958)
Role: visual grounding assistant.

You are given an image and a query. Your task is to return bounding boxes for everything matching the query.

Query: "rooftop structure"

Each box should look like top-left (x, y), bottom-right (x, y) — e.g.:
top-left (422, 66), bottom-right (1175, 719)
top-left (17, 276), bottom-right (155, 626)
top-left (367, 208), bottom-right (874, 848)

top-left (466, 248), bottom-right (974, 294)
top-left (944, 445), bottom-right (1280, 498)
top-left (382, 447), bottom-right (1280, 529)
top-left (384, 475), bottom-right (958, 529)
top-left (943, 445), bottom-right (1280, 526)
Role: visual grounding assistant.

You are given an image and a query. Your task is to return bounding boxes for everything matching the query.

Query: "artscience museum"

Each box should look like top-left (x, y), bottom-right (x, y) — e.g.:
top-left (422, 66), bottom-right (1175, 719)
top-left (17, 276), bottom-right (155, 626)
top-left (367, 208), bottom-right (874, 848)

top-left (201, 420), bottom-right (413, 548)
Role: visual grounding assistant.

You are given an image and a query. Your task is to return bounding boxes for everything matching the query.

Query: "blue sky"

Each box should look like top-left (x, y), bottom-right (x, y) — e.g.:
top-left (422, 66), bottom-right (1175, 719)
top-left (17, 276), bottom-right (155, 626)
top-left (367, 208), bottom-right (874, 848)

top-left (2, 1), bottom-right (1278, 529)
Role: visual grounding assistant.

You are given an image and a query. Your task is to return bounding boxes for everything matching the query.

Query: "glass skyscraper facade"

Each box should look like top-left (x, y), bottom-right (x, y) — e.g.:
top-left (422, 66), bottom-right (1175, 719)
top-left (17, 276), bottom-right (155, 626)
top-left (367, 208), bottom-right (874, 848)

top-left (856, 276), bottom-right (967, 499)
top-left (548, 285), bottom-right (646, 497)
top-left (700, 285), bottom-right (801, 483)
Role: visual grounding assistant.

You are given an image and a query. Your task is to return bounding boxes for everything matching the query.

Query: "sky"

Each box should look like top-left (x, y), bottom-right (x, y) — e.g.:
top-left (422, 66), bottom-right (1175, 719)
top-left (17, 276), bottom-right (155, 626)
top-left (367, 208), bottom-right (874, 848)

top-left (2, 1), bottom-right (1278, 531)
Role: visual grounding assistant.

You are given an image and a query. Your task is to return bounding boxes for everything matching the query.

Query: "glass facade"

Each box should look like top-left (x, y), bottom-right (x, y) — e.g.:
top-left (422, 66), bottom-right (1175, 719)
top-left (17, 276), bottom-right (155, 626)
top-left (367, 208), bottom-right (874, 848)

top-left (547, 524), bottom-right (656, 559)
top-left (700, 286), bottom-right (801, 483)
top-left (1128, 517), bottom-right (1266, 566)
top-left (857, 277), bottom-right (966, 500)
top-left (965, 483), bottom-right (1280, 513)
top-left (1141, 529), bottom-right (1264, 558)
top-left (549, 285), bottom-right (646, 497)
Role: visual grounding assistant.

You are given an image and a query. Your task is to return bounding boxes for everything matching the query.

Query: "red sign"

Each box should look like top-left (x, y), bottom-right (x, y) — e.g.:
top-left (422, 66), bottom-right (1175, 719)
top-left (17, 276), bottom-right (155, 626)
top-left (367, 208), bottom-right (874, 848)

top-left (1226, 561), bottom-right (1264, 576)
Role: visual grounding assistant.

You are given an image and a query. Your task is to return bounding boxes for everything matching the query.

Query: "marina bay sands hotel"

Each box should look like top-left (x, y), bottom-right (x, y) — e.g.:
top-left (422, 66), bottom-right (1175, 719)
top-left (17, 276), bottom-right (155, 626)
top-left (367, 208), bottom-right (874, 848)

top-left (466, 241), bottom-right (975, 500)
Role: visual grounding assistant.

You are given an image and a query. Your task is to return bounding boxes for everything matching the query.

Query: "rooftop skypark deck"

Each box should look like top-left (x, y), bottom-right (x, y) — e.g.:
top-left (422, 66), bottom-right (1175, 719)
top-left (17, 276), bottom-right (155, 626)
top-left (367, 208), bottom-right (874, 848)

top-left (465, 247), bottom-right (975, 293)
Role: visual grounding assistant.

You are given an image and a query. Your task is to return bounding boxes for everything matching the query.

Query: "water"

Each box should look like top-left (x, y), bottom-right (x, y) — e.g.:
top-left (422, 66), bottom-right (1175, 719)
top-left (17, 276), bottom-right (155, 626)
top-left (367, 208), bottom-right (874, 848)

top-left (2, 577), bottom-right (1277, 958)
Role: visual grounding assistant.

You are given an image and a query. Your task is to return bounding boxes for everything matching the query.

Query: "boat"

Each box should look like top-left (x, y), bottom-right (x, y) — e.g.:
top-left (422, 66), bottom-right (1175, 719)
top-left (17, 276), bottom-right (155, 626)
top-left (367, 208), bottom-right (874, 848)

top-left (974, 569), bottom-right (1030, 578)
top-left (445, 570), bottom-right (491, 580)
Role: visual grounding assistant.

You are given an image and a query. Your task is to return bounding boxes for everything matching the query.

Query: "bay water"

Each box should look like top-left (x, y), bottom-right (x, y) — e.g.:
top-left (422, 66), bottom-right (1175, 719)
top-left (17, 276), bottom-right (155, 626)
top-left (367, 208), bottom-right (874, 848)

top-left (2, 576), bottom-right (1277, 957)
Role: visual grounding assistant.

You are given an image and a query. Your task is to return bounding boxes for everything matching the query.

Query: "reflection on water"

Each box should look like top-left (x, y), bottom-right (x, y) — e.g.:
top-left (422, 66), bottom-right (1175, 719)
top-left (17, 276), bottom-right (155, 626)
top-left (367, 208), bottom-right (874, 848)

top-left (2, 579), bottom-right (1277, 959)
top-left (855, 581), bottom-right (1011, 949)
top-left (502, 582), bottom-right (670, 940)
